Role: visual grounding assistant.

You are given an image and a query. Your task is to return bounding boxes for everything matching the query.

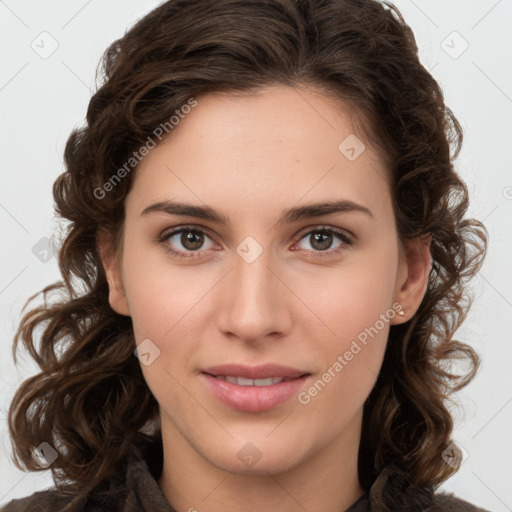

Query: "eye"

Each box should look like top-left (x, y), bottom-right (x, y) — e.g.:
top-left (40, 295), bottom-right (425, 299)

top-left (159, 226), bottom-right (217, 258)
top-left (158, 224), bottom-right (353, 260)
top-left (293, 226), bottom-right (353, 257)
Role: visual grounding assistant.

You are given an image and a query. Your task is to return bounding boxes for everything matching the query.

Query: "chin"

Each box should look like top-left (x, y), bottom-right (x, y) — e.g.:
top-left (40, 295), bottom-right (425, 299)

top-left (203, 436), bottom-right (308, 476)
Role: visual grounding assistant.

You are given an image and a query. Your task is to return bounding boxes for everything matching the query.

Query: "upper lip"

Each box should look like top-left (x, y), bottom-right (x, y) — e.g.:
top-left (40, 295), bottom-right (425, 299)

top-left (202, 363), bottom-right (309, 379)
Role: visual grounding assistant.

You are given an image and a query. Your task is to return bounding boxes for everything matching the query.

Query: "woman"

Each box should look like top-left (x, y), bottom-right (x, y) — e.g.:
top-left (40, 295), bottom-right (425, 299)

top-left (2, 0), bottom-right (489, 510)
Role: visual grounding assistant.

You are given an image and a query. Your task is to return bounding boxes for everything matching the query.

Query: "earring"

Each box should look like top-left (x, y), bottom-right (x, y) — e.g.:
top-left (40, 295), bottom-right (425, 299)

top-left (397, 310), bottom-right (405, 317)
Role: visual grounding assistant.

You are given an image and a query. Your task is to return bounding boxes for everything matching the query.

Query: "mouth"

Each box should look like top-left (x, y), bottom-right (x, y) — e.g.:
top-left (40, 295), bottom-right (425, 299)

top-left (200, 364), bottom-right (311, 412)
top-left (206, 375), bottom-right (301, 386)
top-left (202, 362), bottom-right (309, 380)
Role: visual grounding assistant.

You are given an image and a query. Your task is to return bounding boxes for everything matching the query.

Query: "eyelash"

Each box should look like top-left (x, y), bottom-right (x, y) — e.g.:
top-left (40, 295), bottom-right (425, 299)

top-left (158, 224), bottom-right (353, 260)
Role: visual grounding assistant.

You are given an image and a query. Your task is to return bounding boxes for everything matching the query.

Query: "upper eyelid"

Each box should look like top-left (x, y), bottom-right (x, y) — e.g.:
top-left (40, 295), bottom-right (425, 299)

top-left (161, 224), bottom-right (216, 238)
top-left (297, 224), bottom-right (352, 239)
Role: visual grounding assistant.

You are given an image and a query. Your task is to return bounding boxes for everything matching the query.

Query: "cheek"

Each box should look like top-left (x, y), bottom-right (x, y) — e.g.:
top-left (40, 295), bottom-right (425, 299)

top-left (295, 246), bottom-right (398, 341)
top-left (120, 245), bottom-right (212, 398)
top-left (298, 297), bottom-right (391, 422)
top-left (120, 241), bottom-right (212, 340)
top-left (293, 248), bottom-right (397, 408)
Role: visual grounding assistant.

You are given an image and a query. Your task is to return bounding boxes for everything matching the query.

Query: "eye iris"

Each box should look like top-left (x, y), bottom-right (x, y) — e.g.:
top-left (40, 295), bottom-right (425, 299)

top-left (311, 231), bottom-right (332, 251)
top-left (182, 230), bottom-right (203, 250)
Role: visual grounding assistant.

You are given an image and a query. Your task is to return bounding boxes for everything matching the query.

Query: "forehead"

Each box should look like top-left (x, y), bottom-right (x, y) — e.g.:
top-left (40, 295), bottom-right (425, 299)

top-left (128, 85), bottom-right (391, 220)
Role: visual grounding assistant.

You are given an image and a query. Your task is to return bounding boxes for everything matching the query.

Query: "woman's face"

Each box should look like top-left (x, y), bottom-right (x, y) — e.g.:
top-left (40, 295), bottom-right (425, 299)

top-left (103, 84), bottom-right (429, 474)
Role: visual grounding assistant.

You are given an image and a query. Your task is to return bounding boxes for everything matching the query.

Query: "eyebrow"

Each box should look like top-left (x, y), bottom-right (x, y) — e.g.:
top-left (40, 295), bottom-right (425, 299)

top-left (140, 199), bottom-right (373, 226)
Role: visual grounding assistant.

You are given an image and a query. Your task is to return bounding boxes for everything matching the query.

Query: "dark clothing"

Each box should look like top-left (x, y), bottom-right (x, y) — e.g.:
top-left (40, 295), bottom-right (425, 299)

top-left (1, 441), bottom-right (491, 512)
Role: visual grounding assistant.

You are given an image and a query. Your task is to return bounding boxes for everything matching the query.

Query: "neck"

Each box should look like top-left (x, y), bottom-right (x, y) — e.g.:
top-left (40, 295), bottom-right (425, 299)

top-left (158, 410), bottom-right (365, 512)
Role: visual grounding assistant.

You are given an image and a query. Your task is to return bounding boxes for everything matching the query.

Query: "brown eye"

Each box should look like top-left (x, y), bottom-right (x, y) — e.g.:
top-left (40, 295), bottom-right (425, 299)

top-left (295, 227), bottom-right (353, 256)
top-left (160, 226), bottom-right (216, 257)
top-left (180, 230), bottom-right (205, 250)
top-left (309, 231), bottom-right (334, 251)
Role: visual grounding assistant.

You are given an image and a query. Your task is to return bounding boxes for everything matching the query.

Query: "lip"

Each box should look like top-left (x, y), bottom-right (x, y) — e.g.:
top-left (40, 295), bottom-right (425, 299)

top-left (200, 364), bottom-right (311, 413)
top-left (202, 363), bottom-right (309, 380)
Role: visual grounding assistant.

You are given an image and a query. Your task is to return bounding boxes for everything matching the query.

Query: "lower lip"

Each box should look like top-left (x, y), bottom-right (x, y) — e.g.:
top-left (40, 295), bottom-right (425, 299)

top-left (200, 373), bottom-right (310, 412)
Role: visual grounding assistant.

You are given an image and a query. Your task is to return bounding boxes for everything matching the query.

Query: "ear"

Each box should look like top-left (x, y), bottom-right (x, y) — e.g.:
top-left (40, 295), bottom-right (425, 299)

top-left (96, 229), bottom-right (131, 316)
top-left (391, 234), bottom-right (432, 324)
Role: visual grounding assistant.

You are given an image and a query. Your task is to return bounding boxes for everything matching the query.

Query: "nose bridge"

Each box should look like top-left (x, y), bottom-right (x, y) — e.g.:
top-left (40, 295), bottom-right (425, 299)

top-left (217, 245), bottom-right (289, 340)
top-left (232, 248), bottom-right (277, 318)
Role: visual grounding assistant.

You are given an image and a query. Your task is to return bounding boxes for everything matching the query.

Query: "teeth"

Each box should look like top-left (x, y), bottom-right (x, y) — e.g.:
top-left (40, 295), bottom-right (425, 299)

top-left (218, 375), bottom-right (285, 386)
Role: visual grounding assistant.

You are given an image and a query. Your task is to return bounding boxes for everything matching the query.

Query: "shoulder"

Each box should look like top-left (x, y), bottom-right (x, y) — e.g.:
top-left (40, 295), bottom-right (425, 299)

top-left (347, 490), bottom-right (491, 512)
top-left (430, 491), bottom-right (492, 511)
top-left (1, 488), bottom-right (78, 512)
top-left (0, 487), bottom-right (112, 512)
top-left (0, 439), bottom-right (161, 512)
top-left (364, 465), bottom-right (492, 512)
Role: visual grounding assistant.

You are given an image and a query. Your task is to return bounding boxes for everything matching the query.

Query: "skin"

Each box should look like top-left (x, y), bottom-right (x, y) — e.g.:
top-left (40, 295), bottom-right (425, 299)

top-left (100, 84), bottom-right (431, 512)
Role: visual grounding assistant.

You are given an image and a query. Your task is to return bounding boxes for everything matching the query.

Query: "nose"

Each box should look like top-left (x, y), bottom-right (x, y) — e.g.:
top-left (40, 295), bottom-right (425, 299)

top-left (216, 248), bottom-right (292, 344)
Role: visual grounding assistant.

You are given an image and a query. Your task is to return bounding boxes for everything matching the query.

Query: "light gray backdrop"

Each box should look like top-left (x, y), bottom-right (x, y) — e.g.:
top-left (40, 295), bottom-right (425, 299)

top-left (1, 1), bottom-right (511, 510)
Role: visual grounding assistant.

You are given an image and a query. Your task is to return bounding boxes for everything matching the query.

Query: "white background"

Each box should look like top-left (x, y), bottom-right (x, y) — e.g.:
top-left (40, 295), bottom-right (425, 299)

top-left (0, 1), bottom-right (511, 510)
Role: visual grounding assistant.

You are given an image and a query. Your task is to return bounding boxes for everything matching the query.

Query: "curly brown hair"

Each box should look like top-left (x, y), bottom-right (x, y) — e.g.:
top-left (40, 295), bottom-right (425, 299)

top-left (8, 0), bottom-right (487, 507)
